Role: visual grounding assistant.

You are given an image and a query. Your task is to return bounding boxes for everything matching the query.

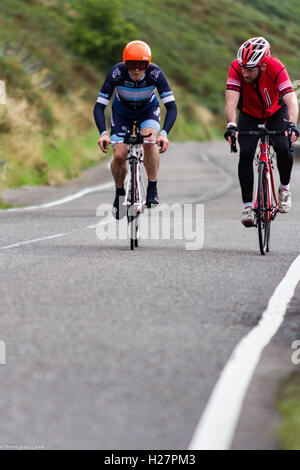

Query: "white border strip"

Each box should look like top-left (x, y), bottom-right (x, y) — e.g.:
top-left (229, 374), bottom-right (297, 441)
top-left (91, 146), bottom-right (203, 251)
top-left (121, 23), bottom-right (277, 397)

top-left (0, 218), bottom-right (113, 250)
top-left (197, 153), bottom-right (233, 202)
top-left (188, 254), bottom-right (300, 450)
top-left (2, 181), bottom-right (114, 213)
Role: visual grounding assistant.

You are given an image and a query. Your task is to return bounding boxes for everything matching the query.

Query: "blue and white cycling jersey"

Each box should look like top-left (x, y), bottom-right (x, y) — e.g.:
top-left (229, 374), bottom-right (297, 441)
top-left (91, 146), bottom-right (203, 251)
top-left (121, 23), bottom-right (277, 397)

top-left (94, 62), bottom-right (177, 135)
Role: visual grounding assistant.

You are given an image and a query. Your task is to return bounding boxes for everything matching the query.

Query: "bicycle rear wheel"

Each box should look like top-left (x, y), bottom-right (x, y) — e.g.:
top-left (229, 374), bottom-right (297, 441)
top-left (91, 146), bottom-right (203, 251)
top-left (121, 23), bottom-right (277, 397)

top-left (256, 164), bottom-right (271, 255)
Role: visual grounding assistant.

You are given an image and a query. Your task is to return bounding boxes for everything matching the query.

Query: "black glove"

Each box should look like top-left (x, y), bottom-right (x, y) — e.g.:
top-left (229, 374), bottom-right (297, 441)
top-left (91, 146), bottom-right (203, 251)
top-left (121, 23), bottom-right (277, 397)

top-left (224, 125), bottom-right (238, 141)
top-left (224, 125), bottom-right (238, 153)
top-left (285, 121), bottom-right (299, 137)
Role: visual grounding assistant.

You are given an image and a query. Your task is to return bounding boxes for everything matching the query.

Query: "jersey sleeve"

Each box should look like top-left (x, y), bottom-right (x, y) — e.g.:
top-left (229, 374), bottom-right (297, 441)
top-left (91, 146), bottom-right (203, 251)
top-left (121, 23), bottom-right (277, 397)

top-left (94, 65), bottom-right (123, 134)
top-left (226, 62), bottom-right (241, 92)
top-left (154, 68), bottom-right (177, 134)
top-left (154, 68), bottom-right (176, 105)
top-left (275, 66), bottom-right (293, 97)
top-left (96, 64), bottom-right (123, 106)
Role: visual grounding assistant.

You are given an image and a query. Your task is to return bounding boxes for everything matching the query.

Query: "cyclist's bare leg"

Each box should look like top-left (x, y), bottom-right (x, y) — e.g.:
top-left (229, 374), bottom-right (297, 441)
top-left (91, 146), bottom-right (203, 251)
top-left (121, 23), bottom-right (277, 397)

top-left (111, 143), bottom-right (127, 187)
top-left (142, 127), bottom-right (159, 180)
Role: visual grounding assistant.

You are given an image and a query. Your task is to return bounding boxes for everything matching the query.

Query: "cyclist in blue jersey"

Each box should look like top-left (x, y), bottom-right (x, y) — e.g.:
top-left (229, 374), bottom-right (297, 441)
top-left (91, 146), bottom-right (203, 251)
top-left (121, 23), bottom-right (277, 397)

top-left (94, 40), bottom-right (177, 219)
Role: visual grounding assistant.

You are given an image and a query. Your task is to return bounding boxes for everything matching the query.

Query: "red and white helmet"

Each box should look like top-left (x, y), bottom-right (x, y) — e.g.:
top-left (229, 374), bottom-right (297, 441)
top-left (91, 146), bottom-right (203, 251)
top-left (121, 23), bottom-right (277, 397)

top-left (237, 37), bottom-right (270, 68)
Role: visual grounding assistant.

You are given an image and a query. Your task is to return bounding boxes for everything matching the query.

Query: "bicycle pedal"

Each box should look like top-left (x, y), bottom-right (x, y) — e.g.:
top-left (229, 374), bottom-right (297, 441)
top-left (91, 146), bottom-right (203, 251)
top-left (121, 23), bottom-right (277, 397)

top-left (145, 203), bottom-right (159, 210)
top-left (139, 204), bottom-right (146, 214)
top-left (128, 204), bottom-right (143, 216)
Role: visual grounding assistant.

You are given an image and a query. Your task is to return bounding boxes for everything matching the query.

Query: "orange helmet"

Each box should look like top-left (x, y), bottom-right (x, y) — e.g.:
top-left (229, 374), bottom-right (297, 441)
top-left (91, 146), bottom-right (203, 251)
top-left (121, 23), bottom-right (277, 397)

top-left (123, 40), bottom-right (152, 68)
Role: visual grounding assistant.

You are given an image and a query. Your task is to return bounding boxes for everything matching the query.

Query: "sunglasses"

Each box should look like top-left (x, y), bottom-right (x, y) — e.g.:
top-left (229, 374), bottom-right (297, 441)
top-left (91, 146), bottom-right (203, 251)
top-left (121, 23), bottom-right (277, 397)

top-left (126, 61), bottom-right (148, 70)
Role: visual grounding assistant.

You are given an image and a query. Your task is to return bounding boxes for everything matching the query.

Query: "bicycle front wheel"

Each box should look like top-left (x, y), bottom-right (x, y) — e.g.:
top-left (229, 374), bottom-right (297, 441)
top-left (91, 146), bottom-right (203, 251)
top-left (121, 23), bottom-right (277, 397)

top-left (256, 164), bottom-right (271, 255)
top-left (128, 158), bottom-right (137, 250)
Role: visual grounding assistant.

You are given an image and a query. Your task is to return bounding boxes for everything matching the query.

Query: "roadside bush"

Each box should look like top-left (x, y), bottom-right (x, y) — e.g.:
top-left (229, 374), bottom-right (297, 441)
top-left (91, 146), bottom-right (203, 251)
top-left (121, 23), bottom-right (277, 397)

top-left (68, 0), bottom-right (137, 71)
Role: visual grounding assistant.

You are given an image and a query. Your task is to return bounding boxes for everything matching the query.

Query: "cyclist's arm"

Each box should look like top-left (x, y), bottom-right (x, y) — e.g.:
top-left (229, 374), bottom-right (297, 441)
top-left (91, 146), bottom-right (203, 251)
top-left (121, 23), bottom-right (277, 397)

top-left (94, 70), bottom-right (116, 153)
top-left (94, 102), bottom-right (107, 135)
top-left (93, 65), bottom-right (120, 135)
top-left (161, 100), bottom-right (177, 136)
top-left (225, 61), bottom-right (241, 126)
top-left (225, 90), bottom-right (240, 124)
top-left (224, 90), bottom-right (240, 147)
top-left (157, 99), bottom-right (177, 153)
top-left (282, 91), bottom-right (299, 124)
top-left (156, 69), bottom-right (177, 136)
top-left (94, 96), bottom-right (111, 153)
top-left (273, 60), bottom-right (298, 123)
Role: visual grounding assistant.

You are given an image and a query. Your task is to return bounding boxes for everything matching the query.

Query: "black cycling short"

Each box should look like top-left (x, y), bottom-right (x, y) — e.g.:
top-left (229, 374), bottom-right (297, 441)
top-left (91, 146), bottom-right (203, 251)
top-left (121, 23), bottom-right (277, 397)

top-left (110, 107), bottom-right (160, 145)
top-left (237, 106), bottom-right (293, 203)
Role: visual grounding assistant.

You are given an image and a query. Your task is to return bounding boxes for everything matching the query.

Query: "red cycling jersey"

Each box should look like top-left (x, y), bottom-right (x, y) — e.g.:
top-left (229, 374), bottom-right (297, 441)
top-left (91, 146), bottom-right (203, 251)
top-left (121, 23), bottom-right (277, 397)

top-left (226, 56), bottom-right (293, 120)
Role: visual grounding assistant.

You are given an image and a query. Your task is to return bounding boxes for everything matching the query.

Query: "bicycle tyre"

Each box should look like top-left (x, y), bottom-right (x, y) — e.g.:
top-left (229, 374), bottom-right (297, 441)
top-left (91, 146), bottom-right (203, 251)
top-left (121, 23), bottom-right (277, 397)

top-left (130, 220), bottom-right (138, 249)
top-left (257, 164), bottom-right (271, 255)
top-left (129, 157), bottom-right (136, 250)
top-left (264, 173), bottom-right (271, 253)
top-left (135, 215), bottom-right (139, 247)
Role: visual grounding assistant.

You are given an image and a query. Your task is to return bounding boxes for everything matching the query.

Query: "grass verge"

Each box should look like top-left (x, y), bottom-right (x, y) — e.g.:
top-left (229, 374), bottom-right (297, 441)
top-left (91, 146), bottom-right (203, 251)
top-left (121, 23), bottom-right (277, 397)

top-left (276, 372), bottom-right (300, 450)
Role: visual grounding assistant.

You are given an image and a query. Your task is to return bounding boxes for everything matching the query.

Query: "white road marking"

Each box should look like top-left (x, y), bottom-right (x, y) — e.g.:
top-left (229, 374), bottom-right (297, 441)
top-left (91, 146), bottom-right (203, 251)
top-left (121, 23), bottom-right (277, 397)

top-left (2, 181), bottom-right (114, 212)
top-left (0, 149), bottom-right (228, 213)
top-left (194, 153), bottom-right (235, 203)
top-left (0, 218), bottom-right (113, 250)
top-left (188, 254), bottom-right (300, 450)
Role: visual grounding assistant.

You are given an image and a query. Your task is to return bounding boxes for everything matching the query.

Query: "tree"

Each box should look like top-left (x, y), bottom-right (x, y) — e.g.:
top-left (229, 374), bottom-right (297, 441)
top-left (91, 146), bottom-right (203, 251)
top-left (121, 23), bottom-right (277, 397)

top-left (68, 0), bottom-right (137, 70)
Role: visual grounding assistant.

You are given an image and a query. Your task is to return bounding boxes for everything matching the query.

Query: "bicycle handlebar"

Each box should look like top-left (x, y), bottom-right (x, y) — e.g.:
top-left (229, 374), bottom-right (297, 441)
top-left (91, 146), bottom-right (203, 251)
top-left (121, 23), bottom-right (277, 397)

top-left (115, 131), bottom-right (164, 150)
top-left (112, 138), bottom-right (163, 149)
top-left (229, 127), bottom-right (294, 153)
top-left (116, 131), bottom-right (152, 145)
top-left (101, 130), bottom-right (164, 151)
top-left (238, 130), bottom-right (285, 136)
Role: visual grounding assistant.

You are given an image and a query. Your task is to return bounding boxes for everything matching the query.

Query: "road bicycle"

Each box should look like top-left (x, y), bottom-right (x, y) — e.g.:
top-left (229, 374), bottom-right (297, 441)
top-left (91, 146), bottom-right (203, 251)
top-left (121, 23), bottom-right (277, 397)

top-left (116, 123), bottom-right (158, 250)
top-left (231, 125), bottom-right (292, 255)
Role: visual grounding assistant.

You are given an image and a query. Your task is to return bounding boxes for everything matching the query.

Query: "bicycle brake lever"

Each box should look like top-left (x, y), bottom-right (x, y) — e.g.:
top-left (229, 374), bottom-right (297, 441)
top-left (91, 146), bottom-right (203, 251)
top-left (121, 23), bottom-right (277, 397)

top-left (287, 130), bottom-right (293, 153)
top-left (230, 135), bottom-right (237, 153)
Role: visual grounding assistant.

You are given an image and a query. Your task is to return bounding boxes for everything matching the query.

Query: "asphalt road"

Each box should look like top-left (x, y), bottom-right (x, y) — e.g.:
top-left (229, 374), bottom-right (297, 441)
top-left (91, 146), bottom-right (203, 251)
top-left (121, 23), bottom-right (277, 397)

top-left (0, 141), bottom-right (299, 450)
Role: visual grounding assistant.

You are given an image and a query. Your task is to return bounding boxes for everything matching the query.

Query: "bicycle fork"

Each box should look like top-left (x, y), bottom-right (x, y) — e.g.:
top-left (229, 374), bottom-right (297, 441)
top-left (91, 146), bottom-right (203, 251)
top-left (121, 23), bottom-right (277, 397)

top-left (254, 160), bottom-right (277, 225)
top-left (124, 148), bottom-right (146, 216)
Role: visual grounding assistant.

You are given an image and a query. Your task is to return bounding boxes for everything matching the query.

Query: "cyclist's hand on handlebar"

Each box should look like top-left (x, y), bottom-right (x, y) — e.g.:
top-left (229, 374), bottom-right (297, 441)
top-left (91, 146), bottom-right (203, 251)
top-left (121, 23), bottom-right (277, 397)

top-left (285, 122), bottom-right (299, 144)
top-left (157, 133), bottom-right (169, 153)
top-left (98, 133), bottom-right (111, 153)
top-left (224, 124), bottom-right (238, 145)
top-left (224, 124), bottom-right (238, 153)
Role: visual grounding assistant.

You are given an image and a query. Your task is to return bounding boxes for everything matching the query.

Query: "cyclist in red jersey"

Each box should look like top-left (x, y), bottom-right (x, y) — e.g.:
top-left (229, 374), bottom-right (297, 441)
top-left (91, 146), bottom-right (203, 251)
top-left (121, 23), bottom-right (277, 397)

top-left (224, 37), bottom-right (299, 226)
